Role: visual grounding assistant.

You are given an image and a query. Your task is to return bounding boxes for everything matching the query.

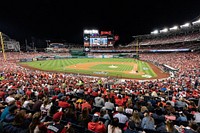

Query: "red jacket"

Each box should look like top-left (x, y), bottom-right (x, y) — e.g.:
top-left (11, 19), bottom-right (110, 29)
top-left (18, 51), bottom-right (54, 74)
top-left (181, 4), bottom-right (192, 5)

top-left (82, 102), bottom-right (92, 111)
top-left (88, 121), bottom-right (106, 133)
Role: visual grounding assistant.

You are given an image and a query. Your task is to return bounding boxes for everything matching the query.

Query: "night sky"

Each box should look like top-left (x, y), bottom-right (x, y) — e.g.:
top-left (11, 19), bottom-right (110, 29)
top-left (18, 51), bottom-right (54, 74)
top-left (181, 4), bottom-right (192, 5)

top-left (0, 0), bottom-right (200, 46)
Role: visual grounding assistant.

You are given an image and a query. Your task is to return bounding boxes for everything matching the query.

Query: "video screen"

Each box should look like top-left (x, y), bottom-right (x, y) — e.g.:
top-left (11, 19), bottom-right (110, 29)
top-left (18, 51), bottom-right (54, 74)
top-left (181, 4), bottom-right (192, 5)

top-left (90, 37), bottom-right (108, 47)
top-left (90, 38), bottom-right (101, 46)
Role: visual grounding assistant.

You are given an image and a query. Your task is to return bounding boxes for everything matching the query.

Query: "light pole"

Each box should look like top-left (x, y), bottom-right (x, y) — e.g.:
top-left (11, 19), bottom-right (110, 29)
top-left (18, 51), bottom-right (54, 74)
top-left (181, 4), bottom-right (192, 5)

top-left (46, 40), bottom-right (50, 48)
top-left (0, 32), bottom-right (6, 61)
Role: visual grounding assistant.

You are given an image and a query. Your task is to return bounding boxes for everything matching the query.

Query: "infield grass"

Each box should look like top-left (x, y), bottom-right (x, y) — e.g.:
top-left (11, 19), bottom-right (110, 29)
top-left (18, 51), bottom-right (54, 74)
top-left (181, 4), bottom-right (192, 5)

top-left (20, 58), bottom-right (157, 79)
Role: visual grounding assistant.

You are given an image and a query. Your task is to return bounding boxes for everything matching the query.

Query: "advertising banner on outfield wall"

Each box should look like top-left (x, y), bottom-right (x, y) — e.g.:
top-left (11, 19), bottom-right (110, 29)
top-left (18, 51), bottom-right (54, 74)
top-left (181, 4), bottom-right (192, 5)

top-left (20, 59), bottom-right (27, 62)
top-left (37, 58), bottom-right (46, 61)
top-left (26, 58), bottom-right (33, 62)
top-left (33, 58), bottom-right (37, 61)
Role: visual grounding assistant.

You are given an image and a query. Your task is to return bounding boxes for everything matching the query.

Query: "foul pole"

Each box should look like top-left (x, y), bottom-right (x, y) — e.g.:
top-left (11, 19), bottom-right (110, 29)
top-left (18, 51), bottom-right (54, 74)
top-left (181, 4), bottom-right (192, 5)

top-left (0, 32), bottom-right (6, 61)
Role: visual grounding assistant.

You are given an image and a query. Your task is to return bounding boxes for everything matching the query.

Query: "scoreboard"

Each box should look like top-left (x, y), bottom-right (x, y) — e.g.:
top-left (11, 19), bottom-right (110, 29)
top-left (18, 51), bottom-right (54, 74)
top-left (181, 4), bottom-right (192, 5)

top-left (83, 29), bottom-right (115, 47)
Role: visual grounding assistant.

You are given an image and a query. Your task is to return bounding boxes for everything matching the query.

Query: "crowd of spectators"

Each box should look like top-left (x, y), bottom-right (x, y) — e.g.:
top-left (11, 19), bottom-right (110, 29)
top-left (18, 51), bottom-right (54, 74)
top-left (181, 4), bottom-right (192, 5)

top-left (0, 51), bottom-right (199, 133)
top-left (129, 32), bottom-right (200, 46)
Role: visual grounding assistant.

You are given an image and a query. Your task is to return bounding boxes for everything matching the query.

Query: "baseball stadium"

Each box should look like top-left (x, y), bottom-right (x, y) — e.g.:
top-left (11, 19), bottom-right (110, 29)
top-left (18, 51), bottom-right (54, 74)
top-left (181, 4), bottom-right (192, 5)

top-left (0, 12), bottom-right (200, 133)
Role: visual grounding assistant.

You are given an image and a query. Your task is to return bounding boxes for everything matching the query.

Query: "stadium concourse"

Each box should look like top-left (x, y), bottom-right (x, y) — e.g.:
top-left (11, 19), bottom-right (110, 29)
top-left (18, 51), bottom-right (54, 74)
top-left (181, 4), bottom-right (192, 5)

top-left (0, 51), bottom-right (199, 133)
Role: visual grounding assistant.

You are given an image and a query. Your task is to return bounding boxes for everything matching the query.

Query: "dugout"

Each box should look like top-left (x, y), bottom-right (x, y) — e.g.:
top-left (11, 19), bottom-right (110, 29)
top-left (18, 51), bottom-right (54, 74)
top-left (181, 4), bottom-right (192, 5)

top-left (163, 64), bottom-right (178, 72)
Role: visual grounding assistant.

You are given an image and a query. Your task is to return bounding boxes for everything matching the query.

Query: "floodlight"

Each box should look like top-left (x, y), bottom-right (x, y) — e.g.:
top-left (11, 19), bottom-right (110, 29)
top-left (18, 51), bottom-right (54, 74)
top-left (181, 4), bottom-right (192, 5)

top-left (151, 30), bottom-right (159, 34)
top-left (192, 19), bottom-right (200, 25)
top-left (160, 28), bottom-right (168, 33)
top-left (180, 23), bottom-right (190, 28)
top-left (169, 25), bottom-right (179, 31)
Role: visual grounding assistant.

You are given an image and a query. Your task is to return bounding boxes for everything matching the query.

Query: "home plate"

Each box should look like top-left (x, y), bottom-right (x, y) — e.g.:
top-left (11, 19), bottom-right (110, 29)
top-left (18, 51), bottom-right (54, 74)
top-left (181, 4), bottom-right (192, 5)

top-left (142, 74), bottom-right (152, 78)
top-left (129, 71), bottom-right (136, 74)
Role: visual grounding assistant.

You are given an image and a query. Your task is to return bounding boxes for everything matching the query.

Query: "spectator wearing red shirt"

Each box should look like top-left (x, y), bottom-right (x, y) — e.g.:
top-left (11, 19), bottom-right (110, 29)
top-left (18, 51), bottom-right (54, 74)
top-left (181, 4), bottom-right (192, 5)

top-left (26, 88), bottom-right (32, 98)
top-left (88, 113), bottom-right (106, 133)
top-left (115, 95), bottom-right (124, 106)
top-left (0, 89), bottom-right (5, 101)
top-left (92, 90), bottom-right (98, 97)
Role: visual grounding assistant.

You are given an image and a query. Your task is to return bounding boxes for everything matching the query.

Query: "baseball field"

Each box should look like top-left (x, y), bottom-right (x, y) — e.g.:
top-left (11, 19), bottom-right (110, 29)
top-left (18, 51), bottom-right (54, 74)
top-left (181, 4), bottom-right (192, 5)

top-left (20, 58), bottom-right (169, 79)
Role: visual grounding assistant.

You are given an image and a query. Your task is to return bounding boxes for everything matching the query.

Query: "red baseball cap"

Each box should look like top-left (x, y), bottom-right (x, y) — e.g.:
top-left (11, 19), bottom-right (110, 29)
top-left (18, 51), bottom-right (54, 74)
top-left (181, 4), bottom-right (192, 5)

top-left (52, 96), bottom-right (58, 100)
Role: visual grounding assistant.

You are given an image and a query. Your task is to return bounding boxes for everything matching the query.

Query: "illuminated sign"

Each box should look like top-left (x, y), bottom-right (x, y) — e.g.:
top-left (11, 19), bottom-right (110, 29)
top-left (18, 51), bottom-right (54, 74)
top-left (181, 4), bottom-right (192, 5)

top-left (84, 29), bottom-right (99, 34)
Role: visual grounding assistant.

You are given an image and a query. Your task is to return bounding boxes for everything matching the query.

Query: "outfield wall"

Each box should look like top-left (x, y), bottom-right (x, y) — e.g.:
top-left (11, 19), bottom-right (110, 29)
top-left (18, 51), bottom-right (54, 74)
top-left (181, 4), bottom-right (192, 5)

top-left (19, 54), bottom-right (116, 62)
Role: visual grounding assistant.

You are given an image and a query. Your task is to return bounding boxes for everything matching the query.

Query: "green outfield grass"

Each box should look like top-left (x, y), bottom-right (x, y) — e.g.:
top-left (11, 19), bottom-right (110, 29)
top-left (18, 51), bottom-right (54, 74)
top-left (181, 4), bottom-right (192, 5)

top-left (20, 58), bottom-right (157, 79)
